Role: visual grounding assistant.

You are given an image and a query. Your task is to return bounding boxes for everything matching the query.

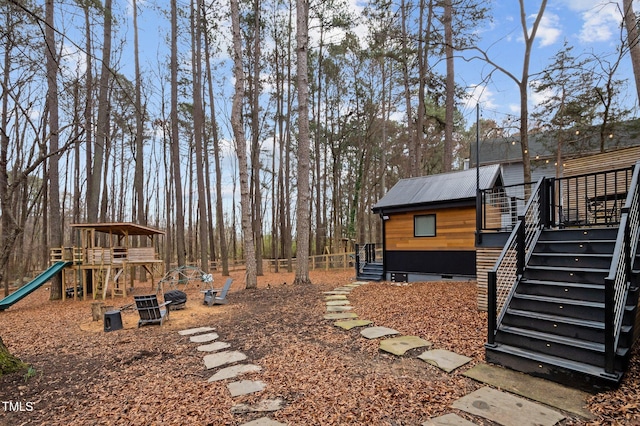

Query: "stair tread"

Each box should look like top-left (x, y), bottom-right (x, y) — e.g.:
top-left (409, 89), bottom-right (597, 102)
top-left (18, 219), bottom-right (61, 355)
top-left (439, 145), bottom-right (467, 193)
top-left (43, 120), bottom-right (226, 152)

top-left (526, 265), bottom-right (609, 273)
top-left (531, 251), bottom-right (612, 257)
top-left (537, 238), bottom-right (616, 244)
top-left (486, 343), bottom-right (623, 380)
top-left (505, 308), bottom-right (604, 329)
top-left (498, 325), bottom-right (604, 351)
top-left (513, 293), bottom-right (604, 308)
top-left (520, 279), bottom-right (603, 289)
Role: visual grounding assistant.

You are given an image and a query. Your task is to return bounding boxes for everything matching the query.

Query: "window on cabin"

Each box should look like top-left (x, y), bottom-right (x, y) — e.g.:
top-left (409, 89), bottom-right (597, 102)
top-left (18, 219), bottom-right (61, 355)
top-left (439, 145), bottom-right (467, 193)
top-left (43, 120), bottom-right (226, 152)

top-left (414, 214), bottom-right (436, 237)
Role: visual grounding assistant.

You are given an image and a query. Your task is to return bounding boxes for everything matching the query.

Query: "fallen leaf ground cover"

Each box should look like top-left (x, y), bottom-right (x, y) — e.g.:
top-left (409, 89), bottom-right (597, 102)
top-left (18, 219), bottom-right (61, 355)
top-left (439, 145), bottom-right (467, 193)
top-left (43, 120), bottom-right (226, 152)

top-left (0, 270), bottom-right (638, 425)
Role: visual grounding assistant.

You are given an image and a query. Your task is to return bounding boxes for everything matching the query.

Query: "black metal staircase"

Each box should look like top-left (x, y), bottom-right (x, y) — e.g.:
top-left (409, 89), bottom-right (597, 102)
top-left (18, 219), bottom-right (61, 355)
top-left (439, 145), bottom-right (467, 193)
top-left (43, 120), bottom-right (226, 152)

top-left (355, 243), bottom-right (384, 281)
top-left (357, 262), bottom-right (384, 281)
top-left (485, 161), bottom-right (640, 391)
top-left (486, 227), bottom-right (637, 390)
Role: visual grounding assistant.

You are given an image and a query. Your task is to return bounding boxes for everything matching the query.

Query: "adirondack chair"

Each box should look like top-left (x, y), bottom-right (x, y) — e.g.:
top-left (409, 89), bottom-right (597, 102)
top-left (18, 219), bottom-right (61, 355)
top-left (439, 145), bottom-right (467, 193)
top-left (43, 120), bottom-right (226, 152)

top-left (202, 278), bottom-right (233, 306)
top-left (134, 295), bottom-right (171, 327)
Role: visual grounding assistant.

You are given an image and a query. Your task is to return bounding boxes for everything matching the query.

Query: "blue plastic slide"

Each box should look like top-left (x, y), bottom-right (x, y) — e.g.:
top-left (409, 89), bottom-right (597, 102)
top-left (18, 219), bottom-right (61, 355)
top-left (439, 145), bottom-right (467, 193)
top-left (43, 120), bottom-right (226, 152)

top-left (0, 261), bottom-right (72, 311)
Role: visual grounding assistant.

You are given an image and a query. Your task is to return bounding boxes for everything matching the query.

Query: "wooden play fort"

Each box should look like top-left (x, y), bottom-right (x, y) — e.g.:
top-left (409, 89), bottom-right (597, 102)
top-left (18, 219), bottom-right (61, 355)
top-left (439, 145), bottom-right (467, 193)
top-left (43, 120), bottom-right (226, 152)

top-left (50, 223), bottom-right (165, 300)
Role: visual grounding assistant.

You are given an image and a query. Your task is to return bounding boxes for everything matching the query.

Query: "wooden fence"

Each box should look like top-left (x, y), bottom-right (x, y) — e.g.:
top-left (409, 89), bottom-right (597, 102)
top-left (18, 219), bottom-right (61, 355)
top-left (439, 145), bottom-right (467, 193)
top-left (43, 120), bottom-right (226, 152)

top-left (183, 252), bottom-right (355, 273)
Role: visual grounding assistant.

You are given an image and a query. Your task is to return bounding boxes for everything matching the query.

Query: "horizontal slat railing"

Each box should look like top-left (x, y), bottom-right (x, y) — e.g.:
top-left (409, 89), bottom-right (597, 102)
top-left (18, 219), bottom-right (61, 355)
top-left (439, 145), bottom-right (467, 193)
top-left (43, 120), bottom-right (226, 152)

top-left (487, 178), bottom-right (545, 345)
top-left (604, 161), bottom-right (640, 374)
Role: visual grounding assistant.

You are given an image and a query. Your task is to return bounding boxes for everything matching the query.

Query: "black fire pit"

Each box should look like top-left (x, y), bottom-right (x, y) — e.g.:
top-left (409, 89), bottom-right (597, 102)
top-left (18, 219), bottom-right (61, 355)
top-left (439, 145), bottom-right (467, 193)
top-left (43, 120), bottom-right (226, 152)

top-left (164, 290), bottom-right (187, 310)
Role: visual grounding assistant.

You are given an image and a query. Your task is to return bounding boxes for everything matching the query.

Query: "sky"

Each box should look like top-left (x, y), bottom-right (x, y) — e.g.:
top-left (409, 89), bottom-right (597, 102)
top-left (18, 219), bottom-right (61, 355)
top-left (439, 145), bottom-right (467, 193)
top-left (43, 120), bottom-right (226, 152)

top-left (50, 0), bottom-right (640, 220)
top-left (459, 0), bottom-right (638, 127)
top-left (112, 0), bottom-right (640, 132)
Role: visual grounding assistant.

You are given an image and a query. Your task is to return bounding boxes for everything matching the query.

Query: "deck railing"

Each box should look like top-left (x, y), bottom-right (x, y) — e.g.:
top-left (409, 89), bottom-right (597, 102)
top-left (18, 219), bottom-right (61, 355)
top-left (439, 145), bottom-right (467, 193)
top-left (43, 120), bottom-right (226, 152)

top-left (604, 161), bottom-right (640, 373)
top-left (479, 182), bottom-right (535, 232)
top-left (354, 243), bottom-right (378, 275)
top-left (487, 178), bottom-right (545, 345)
top-left (549, 166), bottom-right (633, 228)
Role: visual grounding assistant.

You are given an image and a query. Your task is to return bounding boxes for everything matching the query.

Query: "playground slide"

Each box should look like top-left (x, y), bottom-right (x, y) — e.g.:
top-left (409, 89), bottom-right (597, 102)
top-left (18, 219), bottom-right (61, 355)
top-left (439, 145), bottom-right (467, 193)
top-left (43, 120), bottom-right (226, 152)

top-left (0, 261), bottom-right (72, 311)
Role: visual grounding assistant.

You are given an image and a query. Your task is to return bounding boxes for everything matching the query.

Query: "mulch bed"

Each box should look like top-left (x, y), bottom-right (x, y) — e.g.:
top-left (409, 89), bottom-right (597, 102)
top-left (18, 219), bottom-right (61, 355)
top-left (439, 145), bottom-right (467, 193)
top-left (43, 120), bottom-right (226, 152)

top-left (0, 269), bottom-right (638, 425)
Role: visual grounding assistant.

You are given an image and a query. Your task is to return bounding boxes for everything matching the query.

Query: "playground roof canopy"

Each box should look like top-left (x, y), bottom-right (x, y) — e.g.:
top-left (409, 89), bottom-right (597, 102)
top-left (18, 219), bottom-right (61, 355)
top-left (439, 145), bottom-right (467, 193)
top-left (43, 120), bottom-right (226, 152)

top-left (70, 222), bottom-right (165, 236)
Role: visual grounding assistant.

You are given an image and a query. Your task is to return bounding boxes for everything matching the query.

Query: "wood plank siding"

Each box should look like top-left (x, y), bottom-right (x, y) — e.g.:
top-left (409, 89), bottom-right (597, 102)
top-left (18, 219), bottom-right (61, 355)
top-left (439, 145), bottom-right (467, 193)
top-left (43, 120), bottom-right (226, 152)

top-left (385, 206), bottom-right (476, 251)
top-left (564, 146), bottom-right (640, 176)
top-left (476, 247), bottom-right (502, 311)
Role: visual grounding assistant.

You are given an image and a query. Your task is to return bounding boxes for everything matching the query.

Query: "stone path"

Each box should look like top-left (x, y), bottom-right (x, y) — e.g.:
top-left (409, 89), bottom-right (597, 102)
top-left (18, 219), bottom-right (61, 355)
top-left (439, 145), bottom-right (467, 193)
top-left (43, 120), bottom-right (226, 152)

top-left (176, 279), bottom-right (589, 426)
top-left (321, 281), bottom-right (576, 426)
top-left (178, 326), bottom-right (285, 425)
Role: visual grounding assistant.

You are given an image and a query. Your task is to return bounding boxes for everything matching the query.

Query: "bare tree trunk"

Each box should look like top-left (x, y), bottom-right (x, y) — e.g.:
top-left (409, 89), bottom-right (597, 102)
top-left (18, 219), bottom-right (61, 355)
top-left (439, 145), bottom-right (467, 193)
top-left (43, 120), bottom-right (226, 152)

top-left (283, 0), bottom-right (294, 272)
top-left (89, 0), bottom-right (112, 223)
top-left (203, 20), bottom-right (229, 276)
top-left (293, 0), bottom-right (312, 285)
top-left (133, 0), bottom-right (145, 227)
top-left (171, 0), bottom-right (186, 266)
top-left (623, 0), bottom-right (640, 104)
top-left (0, 336), bottom-right (25, 375)
top-left (46, 0), bottom-right (62, 300)
top-left (443, 0), bottom-right (454, 172)
top-left (83, 4), bottom-right (93, 223)
top-left (1, 11), bottom-right (12, 296)
top-left (517, 0), bottom-right (546, 183)
top-left (231, 0), bottom-right (258, 289)
top-left (191, 0), bottom-right (209, 273)
top-left (400, 0), bottom-right (417, 177)
top-left (250, 0), bottom-right (264, 275)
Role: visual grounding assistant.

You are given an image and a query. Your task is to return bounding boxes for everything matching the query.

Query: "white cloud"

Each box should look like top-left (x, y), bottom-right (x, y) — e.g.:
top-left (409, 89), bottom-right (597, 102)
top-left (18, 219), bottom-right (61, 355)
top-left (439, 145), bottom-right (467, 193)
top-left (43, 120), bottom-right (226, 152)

top-left (576, 3), bottom-right (619, 43)
top-left (535, 13), bottom-right (562, 47)
top-left (464, 84), bottom-right (498, 111)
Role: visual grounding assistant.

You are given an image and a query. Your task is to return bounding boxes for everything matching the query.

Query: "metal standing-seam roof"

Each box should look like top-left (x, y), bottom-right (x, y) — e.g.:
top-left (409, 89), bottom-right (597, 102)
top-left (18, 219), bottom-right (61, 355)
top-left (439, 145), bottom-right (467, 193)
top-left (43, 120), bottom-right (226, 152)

top-left (372, 164), bottom-right (502, 213)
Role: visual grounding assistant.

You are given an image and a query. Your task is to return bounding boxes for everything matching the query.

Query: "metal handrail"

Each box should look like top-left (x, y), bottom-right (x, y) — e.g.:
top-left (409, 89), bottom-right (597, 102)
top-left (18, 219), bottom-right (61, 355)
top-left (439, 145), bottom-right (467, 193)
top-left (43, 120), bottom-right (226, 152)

top-left (604, 161), bottom-right (640, 373)
top-left (487, 178), bottom-right (545, 345)
top-left (355, 243), bottom-right (377, 275)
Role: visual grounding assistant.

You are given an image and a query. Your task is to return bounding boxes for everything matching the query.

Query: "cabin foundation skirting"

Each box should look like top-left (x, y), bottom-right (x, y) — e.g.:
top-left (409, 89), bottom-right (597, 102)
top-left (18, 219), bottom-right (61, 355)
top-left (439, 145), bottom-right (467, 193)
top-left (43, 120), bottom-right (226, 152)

top-left (385, 250), bottom-right (476, 279)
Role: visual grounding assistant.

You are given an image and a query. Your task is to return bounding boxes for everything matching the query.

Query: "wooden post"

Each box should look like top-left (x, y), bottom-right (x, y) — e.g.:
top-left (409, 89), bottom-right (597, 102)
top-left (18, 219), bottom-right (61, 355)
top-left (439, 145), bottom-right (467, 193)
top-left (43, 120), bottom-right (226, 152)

top-left (91, 302), bottom-right (105, 321)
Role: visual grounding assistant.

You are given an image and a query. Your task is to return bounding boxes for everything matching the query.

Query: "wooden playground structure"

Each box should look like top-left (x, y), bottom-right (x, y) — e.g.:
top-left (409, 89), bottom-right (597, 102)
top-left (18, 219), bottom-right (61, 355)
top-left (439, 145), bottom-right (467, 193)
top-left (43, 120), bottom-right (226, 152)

top-left (50, 223), bottom-right (165, 300)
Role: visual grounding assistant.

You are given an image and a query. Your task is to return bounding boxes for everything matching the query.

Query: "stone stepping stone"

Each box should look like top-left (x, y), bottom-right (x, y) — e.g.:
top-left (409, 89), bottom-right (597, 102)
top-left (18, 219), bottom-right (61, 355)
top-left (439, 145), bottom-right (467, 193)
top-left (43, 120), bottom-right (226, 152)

top-left (334, 319), bottom-right (373, 330)
top-left (190, 332), bottom-right (219, 343)
top-left (227, 379), bottom-right (267, 397)
top-left (240, 417), bottom-right (286, 426)
top-left (178, 326), bottom-right (215, 336)
top-left (326, 300), bottom-right (351, 306)
top-left (451, 387), bottom-right (565, 426)
top-left (360, 326), bottom-right (400, 339)
top-left (422, 413), bottom-right (478, 426)
top-left (326, 305), bottom-right (353, 312)
top-left (351, 281), bottom-right (368, 285)
top-left (208, 364), bottom-right (262, 382)
top-left (323, 291), bottom-right (349, 295)
top-left (324, 312), bottom-right (358, 320)
top-left (379, 336), bottom-right (431, 355)
top-left (325, 295), bottom-right (348, 301)
top-left (463, 363), bottom-right (593, 419)
top-left (418, 349), bottom-right (472, 373)
top-left (204, 350), bottom-right (247, 370)
top-left (231, 398), bottom-right (284, 414)
top-left (197, 341), bottom-right (231, 352)
top-left (333, 287), bottom-right (354, 292)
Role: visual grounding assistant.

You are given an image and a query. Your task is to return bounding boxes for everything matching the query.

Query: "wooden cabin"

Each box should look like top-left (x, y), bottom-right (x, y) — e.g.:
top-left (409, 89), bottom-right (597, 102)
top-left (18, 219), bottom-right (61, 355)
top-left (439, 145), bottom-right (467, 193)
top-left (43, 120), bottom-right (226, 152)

top-left (368, 165), bottom-right (503, 282)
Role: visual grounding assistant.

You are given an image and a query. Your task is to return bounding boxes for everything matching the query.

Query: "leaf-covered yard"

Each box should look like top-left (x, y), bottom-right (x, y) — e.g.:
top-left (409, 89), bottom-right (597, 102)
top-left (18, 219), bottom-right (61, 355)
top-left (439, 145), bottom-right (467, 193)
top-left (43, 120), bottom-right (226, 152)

top-left (0, 270), bottom-right (638, 425)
